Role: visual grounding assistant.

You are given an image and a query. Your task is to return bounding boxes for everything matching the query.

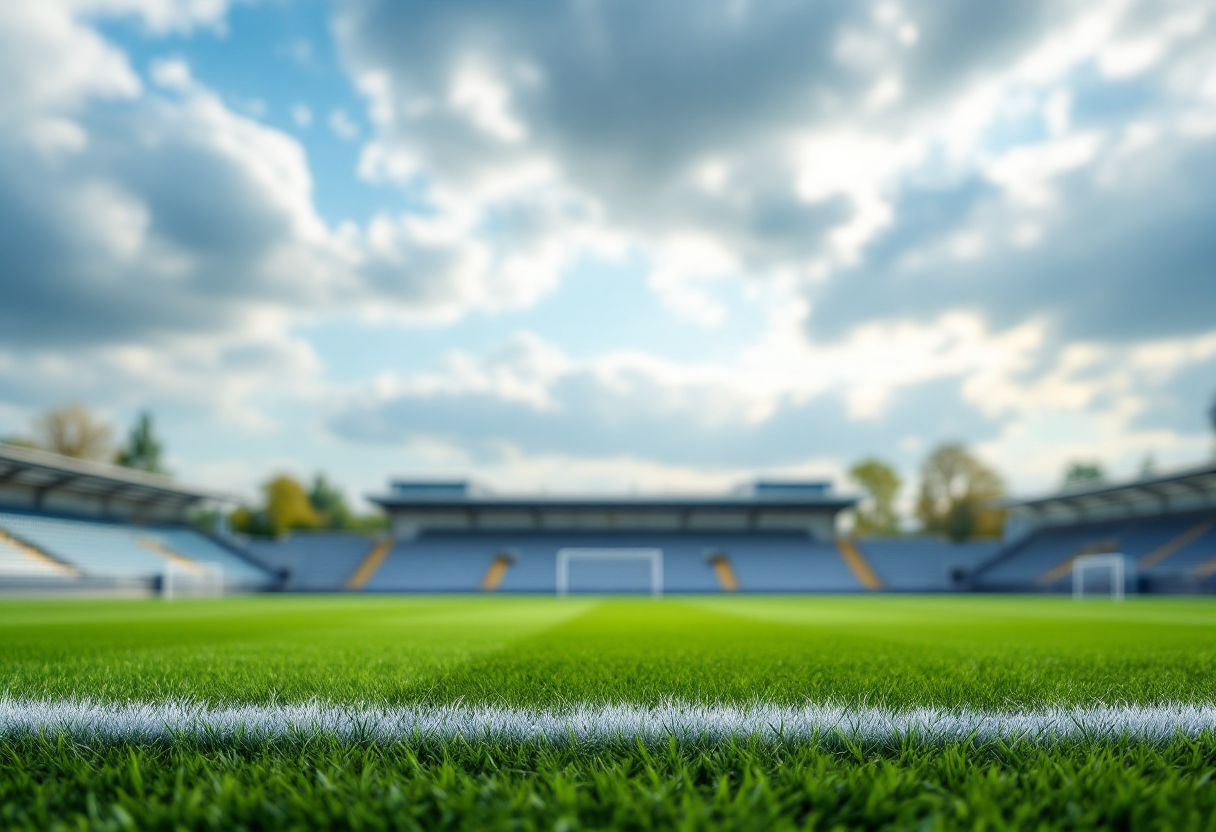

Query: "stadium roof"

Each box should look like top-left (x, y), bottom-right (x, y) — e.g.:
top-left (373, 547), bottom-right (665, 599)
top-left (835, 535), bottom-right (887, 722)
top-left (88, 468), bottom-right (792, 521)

top-left (370, 478), bottom-right (857, 511)
top-left (0, 442), bottom-right (238, 512)
top-left (1003, 459), bottom-right (1216, 518)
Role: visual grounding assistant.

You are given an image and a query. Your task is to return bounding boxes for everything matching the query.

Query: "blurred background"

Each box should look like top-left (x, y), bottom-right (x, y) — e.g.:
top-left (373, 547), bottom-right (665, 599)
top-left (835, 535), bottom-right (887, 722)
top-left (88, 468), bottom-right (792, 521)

top-left (2, 0), bottom-right (1214, 530)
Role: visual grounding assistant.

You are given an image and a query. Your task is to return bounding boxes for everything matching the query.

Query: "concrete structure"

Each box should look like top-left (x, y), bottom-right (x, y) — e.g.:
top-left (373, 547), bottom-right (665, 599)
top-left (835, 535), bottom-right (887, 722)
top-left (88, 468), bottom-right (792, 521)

top-left (370, 479), bottom-right (857, 542)
top-left (970, 460), bottom-right (1216, 593)
top-left (0, 443), bottom-right (235, 524)
top-left (1000, 460), bottom-right (1216, 542)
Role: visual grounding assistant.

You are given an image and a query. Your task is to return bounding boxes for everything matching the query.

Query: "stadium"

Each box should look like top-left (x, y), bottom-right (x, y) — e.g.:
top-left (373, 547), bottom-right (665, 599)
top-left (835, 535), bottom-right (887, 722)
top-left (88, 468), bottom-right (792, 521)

top-left (5, 440), bottom-right (1215, 599)
top-left (6, 0), bottom-right (1216, 828)
top-left (4, 436), bottom-right (1216, 826)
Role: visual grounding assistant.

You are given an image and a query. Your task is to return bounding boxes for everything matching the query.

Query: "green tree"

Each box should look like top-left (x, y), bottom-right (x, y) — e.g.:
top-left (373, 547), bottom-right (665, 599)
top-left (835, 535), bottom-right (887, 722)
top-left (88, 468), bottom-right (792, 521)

top-left (1062, 460), bottom-right (1104, 489)
top-left (309, 473), bottom-right (352, 530)
top-left (231, 475), bottom-right (321, 538)
top-left (264, 475), bottom-right (321, 536)
top-left (33, 403), bottom-right (113, 461)
top-left (915, 442), bottom-right (1005, 542)
top-left (848, 458), bottom-right (902, 535)
top-left (116, 412), bottom-right (168, 474)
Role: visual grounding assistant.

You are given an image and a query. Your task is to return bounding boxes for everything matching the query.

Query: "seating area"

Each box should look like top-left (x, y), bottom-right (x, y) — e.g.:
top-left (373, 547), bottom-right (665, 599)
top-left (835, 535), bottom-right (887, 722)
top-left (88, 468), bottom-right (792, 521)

top-left (243, 533), bottom-right (380, 590)
top-left (0, 532), bottom-right (76, 580)
top-left (0, 511), bottom-right (273, 588)
top-left (971, 511), bottom-right (1216, 591)
top-left (358, 532), bottom-right (869, 593)
top-left (856, 538), bottom-right (1000, 591)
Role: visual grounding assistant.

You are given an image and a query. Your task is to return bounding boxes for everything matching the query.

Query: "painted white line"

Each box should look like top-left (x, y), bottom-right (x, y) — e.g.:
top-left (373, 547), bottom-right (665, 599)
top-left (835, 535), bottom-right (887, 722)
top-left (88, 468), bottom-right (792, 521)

top-left (4, 699), bottom-right (1216, 744)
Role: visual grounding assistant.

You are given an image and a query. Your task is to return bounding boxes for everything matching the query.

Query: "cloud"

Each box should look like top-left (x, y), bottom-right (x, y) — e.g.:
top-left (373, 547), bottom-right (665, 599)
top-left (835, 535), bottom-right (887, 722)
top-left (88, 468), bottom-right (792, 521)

top-left (327, 313), bottom-right (1216, 490)
top-left (334, 0), bottom-right (1216, 342)
top-left (2, 0), bottom-right (1214, 494)
top-left (0, 0), bottom-right (618, 425)
top-left (324, 319), bottom-right (1014, 471)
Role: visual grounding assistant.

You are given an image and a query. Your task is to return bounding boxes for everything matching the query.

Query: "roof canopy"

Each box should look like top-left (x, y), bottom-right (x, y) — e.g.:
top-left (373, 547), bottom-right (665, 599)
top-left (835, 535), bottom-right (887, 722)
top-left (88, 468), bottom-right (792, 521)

top-left (371, 478), bottom-right (856, 511)
top-left (0, 442), bottom-right (237, 519)
top-left (1004, 459), bottom-right (1216, 522)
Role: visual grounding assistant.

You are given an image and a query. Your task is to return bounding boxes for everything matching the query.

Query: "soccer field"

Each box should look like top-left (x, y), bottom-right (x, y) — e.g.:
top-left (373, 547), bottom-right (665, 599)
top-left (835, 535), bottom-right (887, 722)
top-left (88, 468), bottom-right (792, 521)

top-left (4, 596), bottom-right (1216, 829)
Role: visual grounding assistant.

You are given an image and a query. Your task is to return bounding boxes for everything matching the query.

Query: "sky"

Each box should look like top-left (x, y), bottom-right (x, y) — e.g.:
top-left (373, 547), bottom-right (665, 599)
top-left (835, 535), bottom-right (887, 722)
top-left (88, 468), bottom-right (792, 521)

top-left (1, 0), bottom-right (1214, 510)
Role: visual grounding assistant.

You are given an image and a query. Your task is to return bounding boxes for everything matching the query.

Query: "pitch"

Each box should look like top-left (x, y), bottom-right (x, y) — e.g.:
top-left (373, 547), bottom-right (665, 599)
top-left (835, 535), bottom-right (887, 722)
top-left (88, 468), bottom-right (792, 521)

top-left (3, 595), bottom-right (1216, 828)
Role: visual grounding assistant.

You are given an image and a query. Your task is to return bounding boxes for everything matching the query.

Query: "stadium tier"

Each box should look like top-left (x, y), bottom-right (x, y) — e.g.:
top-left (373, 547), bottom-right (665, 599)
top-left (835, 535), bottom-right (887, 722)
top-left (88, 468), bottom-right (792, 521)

top-left (243, 532), bottom-right (381, 591)
top-left (355, 532), bottom-right (867, 593)
top-left (0, 529), bottom-right (77, 580)
top-left (252, 530), bottom-right (1000, 594)
top-left (970, 510), bottom-right (1216, 592)
top-left (0, 511), bottom-right (273, 589)
top-left (854, 538), bottom-right (999, 591)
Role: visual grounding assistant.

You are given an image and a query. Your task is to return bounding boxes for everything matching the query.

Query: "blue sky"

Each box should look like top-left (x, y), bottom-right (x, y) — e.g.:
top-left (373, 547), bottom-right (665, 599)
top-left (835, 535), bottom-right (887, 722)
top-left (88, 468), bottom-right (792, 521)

top-left (1, 0), bottom-right (1214, 510)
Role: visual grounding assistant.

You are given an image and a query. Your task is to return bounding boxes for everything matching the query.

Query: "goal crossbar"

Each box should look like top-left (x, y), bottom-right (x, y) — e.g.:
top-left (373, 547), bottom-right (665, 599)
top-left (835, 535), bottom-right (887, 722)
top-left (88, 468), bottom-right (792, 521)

top-left (556, 548), bottom-right (663, 598)
top-left (1072, 553), bottom-right (1125, 602)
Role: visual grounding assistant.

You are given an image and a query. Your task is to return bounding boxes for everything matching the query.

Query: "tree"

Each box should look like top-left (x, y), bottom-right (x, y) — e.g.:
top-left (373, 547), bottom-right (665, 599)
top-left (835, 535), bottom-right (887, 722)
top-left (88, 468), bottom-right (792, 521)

top-left (33, 403), bottom-right (113, 461)
top-left (264, 475), bottom-right (321, 536)
top-left (115, 412), bottom-right (167, 474)
top-left (309, 473), bottom-right (351, 530)
top-left (915, 442), bottom-right (1005, 542)
top-left (1062, 461), bottom-right (1104, 489)
top-left (848, 458), bottom-right (902, 535)
top-left (230, 475), bottom-right (321, 538)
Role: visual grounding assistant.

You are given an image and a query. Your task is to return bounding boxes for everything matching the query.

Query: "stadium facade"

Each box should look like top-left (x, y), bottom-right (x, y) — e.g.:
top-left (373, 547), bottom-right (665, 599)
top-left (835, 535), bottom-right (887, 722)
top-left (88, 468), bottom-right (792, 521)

top-left (249, 478), bottom-right (999, 593)
top-left (970, 460), bottom-right (1216, 594)
top-left (0, 443), bottom-right (274, 594)
top-left (2, 441), bottom-right (1215, 596)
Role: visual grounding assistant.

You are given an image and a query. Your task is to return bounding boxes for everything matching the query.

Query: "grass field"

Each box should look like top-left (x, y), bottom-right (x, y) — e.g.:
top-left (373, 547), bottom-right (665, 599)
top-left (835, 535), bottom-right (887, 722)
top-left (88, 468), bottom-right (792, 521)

top-left (4, 595), bottom-right (1216, 829)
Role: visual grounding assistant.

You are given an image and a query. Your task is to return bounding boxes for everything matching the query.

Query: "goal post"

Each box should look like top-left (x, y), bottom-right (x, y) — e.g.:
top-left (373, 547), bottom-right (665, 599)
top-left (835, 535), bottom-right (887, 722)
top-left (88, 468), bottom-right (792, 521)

top-left (1072, 553), bottom-right (1125, 602)
top-left (163, 561), bottom-right (224, 600)
top-left (556, 548), bottom-right (663, 598)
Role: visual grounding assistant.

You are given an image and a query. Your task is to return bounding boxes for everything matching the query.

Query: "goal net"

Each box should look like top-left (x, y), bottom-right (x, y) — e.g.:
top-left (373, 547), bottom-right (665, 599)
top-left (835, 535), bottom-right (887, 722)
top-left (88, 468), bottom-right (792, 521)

top-left (162, 561), bottom-right (224, 600)
top-left (556, 548), bottom-right (663, 597)
top-left (1072, 553), bottom-right (1125, 601)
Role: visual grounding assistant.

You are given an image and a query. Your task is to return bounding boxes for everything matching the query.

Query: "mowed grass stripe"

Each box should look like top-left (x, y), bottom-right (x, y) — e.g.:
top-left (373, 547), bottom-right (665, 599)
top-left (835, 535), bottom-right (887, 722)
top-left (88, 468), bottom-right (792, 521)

top-left (2, 596), bottom-right (1216, 708)
top-left (6, 698), bottom-right (1216, 745)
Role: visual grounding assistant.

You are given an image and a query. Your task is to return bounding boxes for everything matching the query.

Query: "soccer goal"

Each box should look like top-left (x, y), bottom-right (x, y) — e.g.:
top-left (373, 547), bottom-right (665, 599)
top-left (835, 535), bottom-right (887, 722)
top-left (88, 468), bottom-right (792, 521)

top-left (1072, 553), bottom-right (1125, 602)
top-left (556, 548), bottom-right (663, 598)
top-left (162, 561), bottom-right (224, 600)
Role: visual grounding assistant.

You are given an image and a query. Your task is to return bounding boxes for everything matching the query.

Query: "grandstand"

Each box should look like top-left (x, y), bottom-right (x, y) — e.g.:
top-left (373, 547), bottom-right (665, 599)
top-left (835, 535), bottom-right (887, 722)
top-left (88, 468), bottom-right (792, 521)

top-left (220, 478), bottom-right (1012, 594)
top-left (217, 477), bottom-right (984, 594)
top-left (969, 460), bottom-right (1216, 593)
top-left (8, 439), bottom-right (1214, 597)
top-left (0, 443), bottom-right (275, 593)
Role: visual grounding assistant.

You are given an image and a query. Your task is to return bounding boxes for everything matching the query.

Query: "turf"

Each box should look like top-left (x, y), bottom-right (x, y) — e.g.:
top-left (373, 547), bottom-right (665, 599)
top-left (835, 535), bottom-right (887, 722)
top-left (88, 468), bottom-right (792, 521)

top-left (3, 595), bottom-right (1216, 829)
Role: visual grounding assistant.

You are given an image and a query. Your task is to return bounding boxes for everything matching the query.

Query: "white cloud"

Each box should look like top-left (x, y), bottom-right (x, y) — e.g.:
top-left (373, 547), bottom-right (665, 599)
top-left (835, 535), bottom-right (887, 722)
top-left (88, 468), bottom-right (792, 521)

top-left (3, 0), bottom-right (1216, 500)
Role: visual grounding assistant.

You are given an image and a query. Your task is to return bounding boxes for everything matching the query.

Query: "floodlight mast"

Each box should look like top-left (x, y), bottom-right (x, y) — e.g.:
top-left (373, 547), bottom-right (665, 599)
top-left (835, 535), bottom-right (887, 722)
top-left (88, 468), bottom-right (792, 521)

top-left (1072, 553), bottom-right (1125, 602)
top-left (556, 548), bottom-right (663, 598)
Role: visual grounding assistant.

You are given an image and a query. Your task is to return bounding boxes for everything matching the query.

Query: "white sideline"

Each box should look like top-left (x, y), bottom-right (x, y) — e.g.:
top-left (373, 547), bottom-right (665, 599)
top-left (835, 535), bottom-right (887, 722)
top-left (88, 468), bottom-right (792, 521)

top-left (3, 699), bottom-right (1216, 744)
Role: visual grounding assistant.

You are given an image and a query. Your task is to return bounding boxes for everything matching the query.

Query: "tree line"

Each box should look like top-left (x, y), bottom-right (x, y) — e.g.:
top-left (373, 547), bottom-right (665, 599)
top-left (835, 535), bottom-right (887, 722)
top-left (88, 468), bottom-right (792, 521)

top-left (228, 474), bottom-right (387, 538)
top-left (2, 402), bottom-right (166, 474)
top-left (847, 442), bottom-right (1006, 542)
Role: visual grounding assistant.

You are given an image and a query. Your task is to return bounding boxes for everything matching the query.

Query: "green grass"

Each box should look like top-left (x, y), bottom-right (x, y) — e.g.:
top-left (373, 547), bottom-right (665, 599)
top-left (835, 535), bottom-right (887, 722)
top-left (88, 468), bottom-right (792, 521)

top-left (4, 595), bottom-right (1216, 829)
